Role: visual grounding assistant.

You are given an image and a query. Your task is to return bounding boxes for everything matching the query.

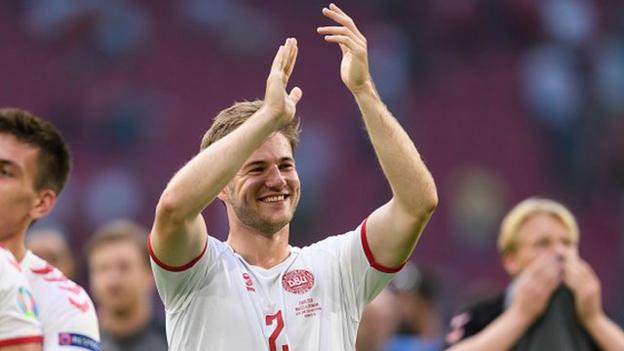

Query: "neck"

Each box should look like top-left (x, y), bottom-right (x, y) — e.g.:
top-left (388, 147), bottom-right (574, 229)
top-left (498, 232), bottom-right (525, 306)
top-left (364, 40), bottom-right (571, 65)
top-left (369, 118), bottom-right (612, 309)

top-left (226, 224), bottom-right (290, 269)
top-left (0, 232), bottom-right (27, 261)
top-left (100, 300), bottom-right (152, 338)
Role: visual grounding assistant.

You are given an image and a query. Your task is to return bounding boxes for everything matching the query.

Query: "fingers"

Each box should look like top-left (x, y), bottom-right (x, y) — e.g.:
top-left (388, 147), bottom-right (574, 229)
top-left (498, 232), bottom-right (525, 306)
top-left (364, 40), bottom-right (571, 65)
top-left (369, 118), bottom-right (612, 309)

top-left (527, 253), bottom-right (563, 289)
top-left (321, 34), bottom-right (363, 54)
top-left (270, 38), bottom-right (298, 80)
top-left (270, 44), bottom-right (286, 75)
top-left (321, 4), bottom-right (365, 42)
top-left (289, 87), bottom-right (303, 104)
top-left (284, 38), bottom-right (298, 83)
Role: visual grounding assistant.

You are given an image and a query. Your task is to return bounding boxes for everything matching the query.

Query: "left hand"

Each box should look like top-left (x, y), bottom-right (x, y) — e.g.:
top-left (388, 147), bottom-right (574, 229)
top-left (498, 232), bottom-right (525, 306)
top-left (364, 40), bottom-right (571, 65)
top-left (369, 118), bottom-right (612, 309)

top-left (317, 3), bottom-right (371, 94)
top-left (563, 256), bottom-right (603, 325)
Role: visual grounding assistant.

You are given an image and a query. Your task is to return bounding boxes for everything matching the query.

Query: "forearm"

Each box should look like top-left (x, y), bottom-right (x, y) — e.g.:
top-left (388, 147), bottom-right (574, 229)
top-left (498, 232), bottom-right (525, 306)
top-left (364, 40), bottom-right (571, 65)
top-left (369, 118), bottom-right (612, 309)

top-left (0, 344), bottom-right (42, 351)
top-left (353, 81), bottom-right (437, 216)
top-left (157, 108), bottom-right (279, 223)
top-left (447, 308), bottom-right (533, 351)
top-left (583, 313), bottom-right (624, 351)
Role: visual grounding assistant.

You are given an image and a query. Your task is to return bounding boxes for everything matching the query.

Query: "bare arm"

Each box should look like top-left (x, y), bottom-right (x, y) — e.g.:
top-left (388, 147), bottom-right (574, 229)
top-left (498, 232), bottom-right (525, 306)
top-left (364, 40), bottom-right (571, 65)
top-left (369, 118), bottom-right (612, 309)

top-left (318, 4), bottom-right (437, 268)
top-left (447, 253), bottom-right (563, 351)
top-left (0, 343), bottom-right (42, 351)
top-left (583, 314), bottom-right (624, 351)
top-left (447, 307), bottom-right (534, 351)
top-left (151, 38), bottom-right (303, 266)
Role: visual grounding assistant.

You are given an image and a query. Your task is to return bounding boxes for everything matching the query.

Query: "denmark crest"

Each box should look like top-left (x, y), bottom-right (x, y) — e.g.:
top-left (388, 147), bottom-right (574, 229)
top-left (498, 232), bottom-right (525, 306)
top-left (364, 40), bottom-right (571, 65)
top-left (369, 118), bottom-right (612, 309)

top-left (282, 269), bottom-right (314, 294)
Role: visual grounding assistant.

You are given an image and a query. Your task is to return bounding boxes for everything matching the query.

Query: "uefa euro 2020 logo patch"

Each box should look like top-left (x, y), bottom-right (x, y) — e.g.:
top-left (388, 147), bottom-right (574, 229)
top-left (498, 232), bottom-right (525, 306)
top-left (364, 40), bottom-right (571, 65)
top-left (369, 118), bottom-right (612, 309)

top-left (16, 286), bottom-right (39, 320)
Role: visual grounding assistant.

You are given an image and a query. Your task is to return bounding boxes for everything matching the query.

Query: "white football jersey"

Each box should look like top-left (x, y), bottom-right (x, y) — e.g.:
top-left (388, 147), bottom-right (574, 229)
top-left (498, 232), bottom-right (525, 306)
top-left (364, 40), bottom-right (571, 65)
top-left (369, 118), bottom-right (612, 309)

top-left (149, 221), bottom-right (402, 351)
top-left (21, 251), bottom-right (100, 351)
top-left (0, 246), bottom-right (42, 347)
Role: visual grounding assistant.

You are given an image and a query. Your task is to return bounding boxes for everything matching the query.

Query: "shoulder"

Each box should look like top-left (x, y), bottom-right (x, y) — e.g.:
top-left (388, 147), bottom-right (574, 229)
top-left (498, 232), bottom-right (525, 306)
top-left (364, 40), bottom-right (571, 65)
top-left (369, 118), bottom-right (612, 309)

top-left (445, 293), bottom-right (505, 346)
top-left (302, 225), bottom-right (362, 253)
top-left (23, 251), bottom-right (97, 317)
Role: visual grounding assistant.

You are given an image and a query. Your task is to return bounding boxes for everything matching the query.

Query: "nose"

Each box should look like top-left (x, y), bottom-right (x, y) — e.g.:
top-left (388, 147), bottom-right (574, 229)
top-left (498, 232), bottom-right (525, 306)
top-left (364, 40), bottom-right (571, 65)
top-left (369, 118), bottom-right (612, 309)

top-left (552, 241), bottom-right (570, 259)
top-left (265, 165), bottom-right (286, 188)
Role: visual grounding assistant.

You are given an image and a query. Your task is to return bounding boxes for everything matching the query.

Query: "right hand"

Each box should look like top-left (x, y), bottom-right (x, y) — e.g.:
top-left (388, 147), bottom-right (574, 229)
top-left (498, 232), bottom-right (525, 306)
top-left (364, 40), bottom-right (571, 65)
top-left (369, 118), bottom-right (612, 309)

top-left (510, 253), bottom-right (563, 322)
top-left (263, 37), bottom-right (303, 128)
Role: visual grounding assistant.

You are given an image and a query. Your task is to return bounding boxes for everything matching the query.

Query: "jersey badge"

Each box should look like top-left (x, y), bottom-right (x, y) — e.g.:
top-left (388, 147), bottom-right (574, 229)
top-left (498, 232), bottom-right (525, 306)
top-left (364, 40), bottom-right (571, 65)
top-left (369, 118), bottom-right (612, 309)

top-left (282, 269), bottom-right (314, 295)
top-left (16, 286), bottom-right (39, 320)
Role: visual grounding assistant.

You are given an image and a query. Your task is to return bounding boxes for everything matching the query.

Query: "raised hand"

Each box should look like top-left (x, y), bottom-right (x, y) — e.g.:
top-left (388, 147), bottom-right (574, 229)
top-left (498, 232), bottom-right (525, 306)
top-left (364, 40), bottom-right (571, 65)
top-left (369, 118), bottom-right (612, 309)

top-left (317, 3), bottom-right (371, 94)
top-left (510, 253), bottom-right (563, 322)
top-left (563, 256), bottom-right (603, 325)
top-left (264, 37), bottom-right (303, 127)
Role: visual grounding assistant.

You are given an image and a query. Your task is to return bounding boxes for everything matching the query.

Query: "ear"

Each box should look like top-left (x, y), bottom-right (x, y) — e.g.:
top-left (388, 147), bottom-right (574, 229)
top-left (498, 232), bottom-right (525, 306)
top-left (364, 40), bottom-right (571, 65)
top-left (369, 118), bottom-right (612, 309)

top-left (502, 252), bottom-right (520, 277)
top-left (30, 189), bottom-right (57, 220)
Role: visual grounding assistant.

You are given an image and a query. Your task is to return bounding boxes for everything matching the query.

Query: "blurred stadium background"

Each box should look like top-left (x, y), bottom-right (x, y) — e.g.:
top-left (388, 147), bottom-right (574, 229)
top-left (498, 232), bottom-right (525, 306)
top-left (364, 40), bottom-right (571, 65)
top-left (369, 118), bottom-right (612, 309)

top-left (2, 0), bottom-right (623, 325)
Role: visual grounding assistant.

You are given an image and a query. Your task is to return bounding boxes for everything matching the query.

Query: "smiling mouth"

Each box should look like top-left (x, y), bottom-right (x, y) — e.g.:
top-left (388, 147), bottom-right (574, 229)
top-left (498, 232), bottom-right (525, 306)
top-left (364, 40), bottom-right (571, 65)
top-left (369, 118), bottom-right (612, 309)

top-left (259, 194), bottom-right (289, 203)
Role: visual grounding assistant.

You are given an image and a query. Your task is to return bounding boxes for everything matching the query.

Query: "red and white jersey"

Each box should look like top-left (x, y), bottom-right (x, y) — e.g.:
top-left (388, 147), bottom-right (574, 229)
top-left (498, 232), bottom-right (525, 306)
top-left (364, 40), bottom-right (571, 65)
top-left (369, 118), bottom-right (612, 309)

top-left (149, 220), bottom-right (402, 351)
top-left (21, 251), bottom-right (100, 351)
top-left (0, 246), bottom-right (43, 347)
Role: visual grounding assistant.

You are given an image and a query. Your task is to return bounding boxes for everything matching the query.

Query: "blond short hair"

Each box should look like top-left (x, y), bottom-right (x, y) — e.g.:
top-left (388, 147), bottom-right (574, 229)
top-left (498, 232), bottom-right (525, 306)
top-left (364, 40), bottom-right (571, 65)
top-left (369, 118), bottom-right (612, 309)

top-left (498, 198), bottom-right (579, 255)
top-left (200, 100), bottom-right (301, 152)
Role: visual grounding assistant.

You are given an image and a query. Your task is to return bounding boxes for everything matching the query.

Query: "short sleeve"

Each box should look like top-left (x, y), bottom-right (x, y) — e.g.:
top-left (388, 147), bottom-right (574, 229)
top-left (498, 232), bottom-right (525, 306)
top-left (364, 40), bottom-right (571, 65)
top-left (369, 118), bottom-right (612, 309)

top-left (0, 252), bottom-right (43, 347)
top-left (149, 234), bottom-right (215, 313)
top-left (306, 219), bottom-right (403, 320)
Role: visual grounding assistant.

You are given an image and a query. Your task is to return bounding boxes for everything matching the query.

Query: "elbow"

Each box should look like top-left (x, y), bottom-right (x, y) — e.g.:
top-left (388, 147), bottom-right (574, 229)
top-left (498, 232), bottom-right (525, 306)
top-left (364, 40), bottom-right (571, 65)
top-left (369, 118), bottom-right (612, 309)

top-left (155, 190), bottom-right (186, 225)
top-left (425, 185), bottom-right (439, 214)
top-left (398, 184), bottom-right (438, 221)
top-left (417, 181), bottom-right (438, 217)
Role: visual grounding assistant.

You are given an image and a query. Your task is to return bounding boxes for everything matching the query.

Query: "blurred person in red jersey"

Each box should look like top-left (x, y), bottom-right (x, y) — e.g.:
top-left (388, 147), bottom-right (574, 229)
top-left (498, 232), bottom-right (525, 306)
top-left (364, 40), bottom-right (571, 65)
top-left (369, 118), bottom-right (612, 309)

top-left (0, 108), bottom-right (99, 350)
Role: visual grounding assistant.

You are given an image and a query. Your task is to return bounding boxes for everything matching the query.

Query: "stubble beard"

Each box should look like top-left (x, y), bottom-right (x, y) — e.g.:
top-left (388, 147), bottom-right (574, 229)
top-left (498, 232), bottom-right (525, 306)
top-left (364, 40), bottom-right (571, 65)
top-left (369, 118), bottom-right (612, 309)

top-left (232, 196), bottom-right (299, 236)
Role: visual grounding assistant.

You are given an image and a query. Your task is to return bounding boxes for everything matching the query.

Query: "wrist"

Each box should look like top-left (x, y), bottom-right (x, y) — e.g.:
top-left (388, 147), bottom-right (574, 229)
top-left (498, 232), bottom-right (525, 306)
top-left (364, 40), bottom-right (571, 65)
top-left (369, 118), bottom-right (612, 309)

top-left (256, 105), bottom-right (287, 128)
top-left (581, 310), bottom-right (607, 331)
top-left (507, 303), bottom-right (539, 329)
top-left (351, 80), bottom-right (377, 99)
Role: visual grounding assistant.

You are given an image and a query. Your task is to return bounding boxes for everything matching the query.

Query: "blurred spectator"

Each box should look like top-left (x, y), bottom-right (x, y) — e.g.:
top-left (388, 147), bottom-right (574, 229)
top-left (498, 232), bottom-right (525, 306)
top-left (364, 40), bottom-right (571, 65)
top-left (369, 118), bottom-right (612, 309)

top-left (387, 263), bottom-right (443, 351)
top-left (23, 0), bottom-right (149, 59)
top-left (356, 289), bottom-right (401, 351)
top-left (179, 0), bottom-right (277, 56)
top-left (446, 198), bottom-right (624, 351)
top-left (520, 43), bottom-right (584, 194)
top-left (450, 167), bottom-right (508, 250)
top-left (86, 219), bottom-right (167, 351)
top-left (26, 228), bottom-right (75, 279)
top-left (85, 167), bottom-right (143, 227)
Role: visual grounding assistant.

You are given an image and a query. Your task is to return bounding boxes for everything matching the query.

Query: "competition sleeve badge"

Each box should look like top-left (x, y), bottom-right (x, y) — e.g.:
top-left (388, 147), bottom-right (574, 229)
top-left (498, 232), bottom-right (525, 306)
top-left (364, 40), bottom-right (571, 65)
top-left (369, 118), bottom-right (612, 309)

top-left (282, 269), bottom-right (314, 295)
top-left (16, 286), bottom-right (39, 320)
top-left (59, 333), bottom-right (101, 351)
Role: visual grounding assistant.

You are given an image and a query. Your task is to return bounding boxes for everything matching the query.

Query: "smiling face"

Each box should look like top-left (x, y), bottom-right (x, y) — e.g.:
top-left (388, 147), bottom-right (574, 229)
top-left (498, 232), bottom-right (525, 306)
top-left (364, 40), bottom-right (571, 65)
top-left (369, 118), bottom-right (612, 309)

top-left (219, 133), bottom-right (301, 235)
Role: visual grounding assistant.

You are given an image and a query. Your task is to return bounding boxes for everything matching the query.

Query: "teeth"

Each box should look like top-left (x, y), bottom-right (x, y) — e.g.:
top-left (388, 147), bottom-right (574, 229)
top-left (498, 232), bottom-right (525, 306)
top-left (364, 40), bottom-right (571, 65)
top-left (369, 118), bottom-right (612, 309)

top-left (263, 195), bottom-right (285, 202)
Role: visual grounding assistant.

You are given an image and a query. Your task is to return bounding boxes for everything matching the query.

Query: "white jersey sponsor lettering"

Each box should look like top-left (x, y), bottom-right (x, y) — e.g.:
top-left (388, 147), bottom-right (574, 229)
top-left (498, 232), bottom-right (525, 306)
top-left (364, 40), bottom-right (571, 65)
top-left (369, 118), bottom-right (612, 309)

top-left (150, 221), bottom-right (401, 351)
top-left (0, 247), bottom-right (43, 347)
top-left (22, 251), bottom-right (100, 351)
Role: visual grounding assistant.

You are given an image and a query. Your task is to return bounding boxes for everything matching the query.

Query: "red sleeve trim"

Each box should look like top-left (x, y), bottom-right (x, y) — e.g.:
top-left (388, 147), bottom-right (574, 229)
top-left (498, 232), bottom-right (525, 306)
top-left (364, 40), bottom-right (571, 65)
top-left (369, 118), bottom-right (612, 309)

top-left (0, 336), bottom-right (43, 346)
top-left (360, 218), bottom-right (406, 273)
top-left (147, 234), bottom-right (208, 272)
